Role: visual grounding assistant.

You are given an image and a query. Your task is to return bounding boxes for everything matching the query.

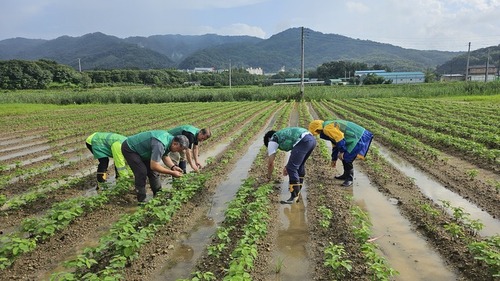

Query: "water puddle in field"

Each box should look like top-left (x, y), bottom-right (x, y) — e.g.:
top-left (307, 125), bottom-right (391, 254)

top-left (0, 135), bottom-right (44, 147)
top-left (153, 120), bottom-right (273, 280)
top-left (3, 147), bottom-right (82, 171)
top-left (271, 102), bottom-right (310, 280)
top-left (353, 172), bottom-right (458, 281)
top-left (377, 145), bottom-right (500, 237)
top-left (273, 174), bottom-right (310, 281)
top-left (0, 139), bottom-right (48, 153)
top-left (0, 144), bottom-right (52, 161)
top-left (317, 138), bottom-right (458, 280)
top-left (8, 154), bottom-right (93, 184)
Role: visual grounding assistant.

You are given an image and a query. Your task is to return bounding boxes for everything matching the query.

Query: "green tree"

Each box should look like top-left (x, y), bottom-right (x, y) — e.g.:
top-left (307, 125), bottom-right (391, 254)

top-left (362, 73), bottom-right (385, 85)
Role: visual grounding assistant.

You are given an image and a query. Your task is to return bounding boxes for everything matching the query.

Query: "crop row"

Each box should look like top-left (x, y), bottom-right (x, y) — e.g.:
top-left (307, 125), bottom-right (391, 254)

top-left (0, 102), bottom-right (274, 197)
top-left (0, 101), bottom-right (282, 274)
top-left (44, 101), bottom-right (285, 280)
top-left (309, 100), bottom-right (498, 279)
top-left (327, 99), bottom-right (499, 168)
top-left (353, 98), bottom-right (499, 150)
top-left (299, 101), bottom-right (398, 280)
top-left (312, 100), bottom-right (500, 216)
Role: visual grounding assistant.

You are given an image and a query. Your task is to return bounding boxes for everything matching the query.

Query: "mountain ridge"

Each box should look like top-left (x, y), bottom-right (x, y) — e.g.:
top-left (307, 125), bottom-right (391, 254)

top-left (0, 27), bottom-right (465, 73)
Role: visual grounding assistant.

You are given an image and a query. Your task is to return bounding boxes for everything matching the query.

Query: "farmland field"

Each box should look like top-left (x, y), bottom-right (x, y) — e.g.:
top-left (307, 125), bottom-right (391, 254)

top-left (0, 86), bottom-right (499, 281)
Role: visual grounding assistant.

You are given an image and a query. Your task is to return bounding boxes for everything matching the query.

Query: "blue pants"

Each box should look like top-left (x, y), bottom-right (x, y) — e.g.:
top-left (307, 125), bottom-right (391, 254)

top-left (341, 130), bottom-right (373, 181)
top-left (286, 134), bottom-right (316, 184)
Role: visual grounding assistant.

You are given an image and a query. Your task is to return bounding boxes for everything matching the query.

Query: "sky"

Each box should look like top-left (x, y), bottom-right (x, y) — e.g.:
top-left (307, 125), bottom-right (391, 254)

top-left (1, 0), bottom-right (499, 52)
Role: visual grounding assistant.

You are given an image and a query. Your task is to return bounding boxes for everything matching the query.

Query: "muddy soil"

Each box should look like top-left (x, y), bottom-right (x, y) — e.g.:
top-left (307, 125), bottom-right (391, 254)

top-left (0, 101), bottom-right (498, 281)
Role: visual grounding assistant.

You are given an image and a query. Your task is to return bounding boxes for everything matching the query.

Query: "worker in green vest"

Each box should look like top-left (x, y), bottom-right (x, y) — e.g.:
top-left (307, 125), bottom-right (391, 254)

top-left (309, 119), bottom-right (373, 187)
top-left (121, 130), bottom-right (189, 203)
top-left (167, 125), bottom-right (211, 173)
top-left (86, 132), bottom-right (130, 189)
top-left (264, 127), bottom-right (316, 204)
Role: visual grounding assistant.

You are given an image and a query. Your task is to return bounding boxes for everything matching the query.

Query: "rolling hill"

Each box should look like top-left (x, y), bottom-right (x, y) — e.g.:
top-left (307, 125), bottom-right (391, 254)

top-left (0, 28), bottom-right (464, 73)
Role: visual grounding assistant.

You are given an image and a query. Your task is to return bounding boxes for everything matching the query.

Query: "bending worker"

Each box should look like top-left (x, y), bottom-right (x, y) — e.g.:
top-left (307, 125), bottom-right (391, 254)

top-left (309, 119), bottom-right (373, 187)
top-left (86, 132), bottom-right (130, 188)
top-left (121, 130), bottom-right (189, 203)
top-left (264, 127), bottom-right (316, 204)
top-left (167, 125), bottom-right (211, 173)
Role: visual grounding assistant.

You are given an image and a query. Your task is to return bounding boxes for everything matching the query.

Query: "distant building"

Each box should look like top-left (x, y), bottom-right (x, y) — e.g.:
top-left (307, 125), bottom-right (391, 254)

top-left (194, 67), bottom-right (215, 73)
top-left (467, 65), bottom-right (498, 82)
top-left (325, 78), bottom-right (347, 86)
top-left (246, 67), bottom-right (263, 75)
top-left (273, 78), bottom-right (324, 86)
top-left (440, 74), bottom-right (465, 82)
top-left (355, 70), bottom-right (425, 84)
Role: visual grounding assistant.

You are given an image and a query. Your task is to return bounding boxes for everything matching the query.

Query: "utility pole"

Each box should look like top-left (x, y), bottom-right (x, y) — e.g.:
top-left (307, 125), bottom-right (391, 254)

top-left (485, 48), bottom-right (490, 82)
top-left (78, 58), bottom-right (81, 72)
top-left (229, 59), bottom-right (232, 89)
top-left (300, 27), bottom-right (305, 99)
top-left (465, 42), bottom-right (470, 81)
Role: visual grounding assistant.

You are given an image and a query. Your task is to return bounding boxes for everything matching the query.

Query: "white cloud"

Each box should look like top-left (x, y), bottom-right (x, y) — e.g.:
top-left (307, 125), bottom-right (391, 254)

top-left (197, 23), bottom-right (266, 38)
top-left (158, 0), bottom-right (270, 9)
top-left (0, 0), bottom-right (498, 51)
top-left (345, 1), bottom-right (369, 13)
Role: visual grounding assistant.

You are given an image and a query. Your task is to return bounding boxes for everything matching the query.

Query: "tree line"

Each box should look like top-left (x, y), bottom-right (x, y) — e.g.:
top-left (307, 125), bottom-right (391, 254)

top-left (0, 59), bottom-right (399, 90)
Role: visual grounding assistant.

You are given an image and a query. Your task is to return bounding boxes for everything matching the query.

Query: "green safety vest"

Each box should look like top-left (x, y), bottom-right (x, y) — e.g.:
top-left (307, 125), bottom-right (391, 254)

top-left (126, 130), bottom-right (173, 160)
top-left (168, 125), bottom-right (199, 137)
top-left (272, 127), bottom-right (308, 151)
top-left (86, 132), bottom-right (126, 159)
top-left (323, 120), bottom-right (366, 153)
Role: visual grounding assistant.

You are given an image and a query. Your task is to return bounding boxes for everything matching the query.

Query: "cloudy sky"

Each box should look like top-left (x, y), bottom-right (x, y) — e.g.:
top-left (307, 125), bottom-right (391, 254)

top-left (1, 0), bottom-right (499, 52)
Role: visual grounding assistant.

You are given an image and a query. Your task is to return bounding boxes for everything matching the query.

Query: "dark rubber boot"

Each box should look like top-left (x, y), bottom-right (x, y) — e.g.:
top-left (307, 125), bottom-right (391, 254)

top-left (96, 172), bottom-right (107, 183)
top-left (137, 192), bottom-right (147, 203)
top-left (283, 184), bottom-right (300, 204)
top-left (299, 177), bottom-right (304, 192)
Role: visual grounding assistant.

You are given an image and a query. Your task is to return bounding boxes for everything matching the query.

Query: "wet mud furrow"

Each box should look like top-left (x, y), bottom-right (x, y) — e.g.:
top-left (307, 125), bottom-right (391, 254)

top-left (1, 100), bottom-right (498, 281)
top-left (121, 102), bottom-right (285, 280)
top-left (0, 102), bottom-right (281, 281)
top-left (320, 100), bottom-right (500, 219)
top-left (311, 101), bottom-right (498, 280)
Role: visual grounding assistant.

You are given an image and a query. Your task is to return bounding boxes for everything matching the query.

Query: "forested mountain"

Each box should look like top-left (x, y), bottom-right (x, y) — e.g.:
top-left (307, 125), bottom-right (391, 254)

top-left (0, 32), bottom-right (175, 70)
top-left (179, 28), bottom-right (461, 72)
top-left (124, 34), bottom-right (262, 62)
top-left (0, 28), bottom-right (464, 72)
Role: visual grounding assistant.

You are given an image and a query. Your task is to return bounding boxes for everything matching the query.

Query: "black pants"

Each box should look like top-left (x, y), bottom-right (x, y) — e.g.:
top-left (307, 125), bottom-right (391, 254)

top-left (121, 141), bottom-right (162, 202)
top-left (87, 143), bottom-right (111, 183)
top-left (342, 160), bottom-right (354, 182)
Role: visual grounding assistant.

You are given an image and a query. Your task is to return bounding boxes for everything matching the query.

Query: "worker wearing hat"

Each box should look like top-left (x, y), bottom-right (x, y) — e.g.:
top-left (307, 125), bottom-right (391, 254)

top-left (309, 120), bottom-right (373, 187)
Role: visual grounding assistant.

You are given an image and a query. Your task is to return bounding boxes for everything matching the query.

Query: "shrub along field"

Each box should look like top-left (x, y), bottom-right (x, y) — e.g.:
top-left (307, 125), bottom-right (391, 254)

top-left (0, 83), bottom-right (499, 280)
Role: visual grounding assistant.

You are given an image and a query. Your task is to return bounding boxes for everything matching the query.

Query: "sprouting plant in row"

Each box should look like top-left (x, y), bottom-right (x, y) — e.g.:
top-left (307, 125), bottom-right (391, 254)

top-left (350, 206), bottom-right (372, 242)
top-left (466, 169), bottom-right (479, 179)
top-left (363, 242), bottom-right (399, 281)
top-left (318, 205), bottom-right (333, 229)
top-left (178, 271), bottom-right (217, 281)
top-left (443, 222), bottom-right (465, 241)
top-left (0, 236), bottom-right (36, 269)
top-left (207, 226), bottom-right (235, 258)
top-left (440, 200), bottom-right (484, 237)
top-left (420, 202), bottom-right (440, 218)
top-left (468, 235), bottom-right (500, 278)
top-left (323, 242), bottom-right (352, 278)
